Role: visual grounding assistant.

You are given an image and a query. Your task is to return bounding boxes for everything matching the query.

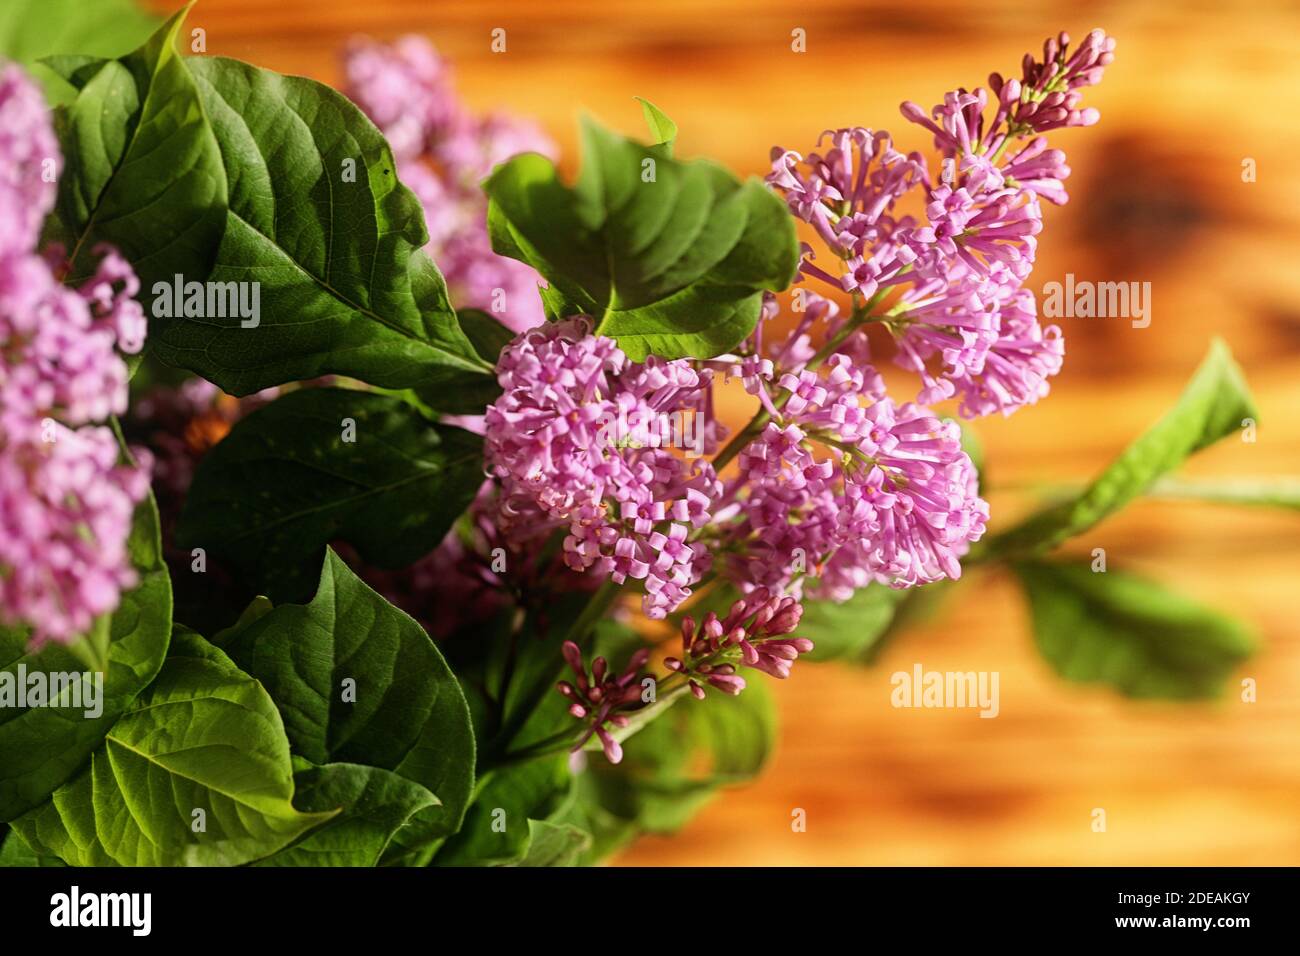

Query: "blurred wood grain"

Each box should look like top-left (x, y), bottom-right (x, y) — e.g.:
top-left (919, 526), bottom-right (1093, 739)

top-left (146, 0), bottom-right (1300, 864)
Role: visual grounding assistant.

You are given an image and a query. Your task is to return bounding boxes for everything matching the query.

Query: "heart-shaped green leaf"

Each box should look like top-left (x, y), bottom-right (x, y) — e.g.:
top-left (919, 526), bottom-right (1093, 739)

top-left (177, 387), bottom-right (484, 602)
top-left (45, 9), bottom-right (227, 290)
top-left (146, 55), bottom-right (491, 403)
top-left (0, 487), bottom-right (172, 821)
top-left (12, 631), bottom-right (335, 865)
top-left (485, 110), bottom-right (797, 360)
top-left (1014, 559), bottom-right (1256, 699)
top-left (254, 762), bottom-right (439, 867)
top-left (220, 550), bottom-right (476, 862)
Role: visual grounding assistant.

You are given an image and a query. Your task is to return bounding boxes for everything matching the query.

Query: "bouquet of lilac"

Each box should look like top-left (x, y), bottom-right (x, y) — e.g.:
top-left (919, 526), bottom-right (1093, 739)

top-left (0, 8), bottom-right (1273, 867)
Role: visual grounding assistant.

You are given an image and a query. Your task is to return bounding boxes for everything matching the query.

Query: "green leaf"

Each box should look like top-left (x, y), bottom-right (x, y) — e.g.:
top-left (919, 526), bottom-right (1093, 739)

top-left (583, 680), bottom-right (775, 835)
top-left (1014, 559), bottom-right (1256, 699)
top-left (989, 339), bottom-right (1257, 557)
top-left (485, 112), bottom-right (798, 360)
top-left (797, 584), bottom-right (911, 662)
top-left (456, 307), bottom-right (516, 365)
top-left (12, 630), bottom-right (335, 865)
top-left (552, 771), bottom-right (639, 864)
top-left (433, 756), bottom-right (572, 866)
top-left (177, 387), bottom-right (484, 602)
top-left (634, 97), bottom-right (677, 152)
top-left (0, 828), bottom-right (66, 867)
top-left (46, 9), bottom-right (227, 291)
top-left (220, 549), bottom-right (475, 859)
top-left (254, 762), bottom-right (438, 867)
top-left (0, 0), bottom-right (157, 103)
top-left (516, 819), bottom-right (591, 867)
top-left (147, 55), bottom-right (491, 404)
top-left (0, 489), bottom-right (172, 821)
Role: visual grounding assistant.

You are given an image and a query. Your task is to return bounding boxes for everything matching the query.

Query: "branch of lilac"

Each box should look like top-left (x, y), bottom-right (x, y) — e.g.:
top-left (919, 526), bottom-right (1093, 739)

top-left (475, 30), bottom-right (1117, 764)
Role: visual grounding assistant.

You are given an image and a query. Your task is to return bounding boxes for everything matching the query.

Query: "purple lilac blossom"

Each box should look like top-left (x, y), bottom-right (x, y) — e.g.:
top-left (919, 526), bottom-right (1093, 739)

top-left (766, 32), bottom-right (1111, 417)
top-left (484, 319), bottom-right (718, 620)
top-left (0, 63), bottom-right (151, 647)
top-left (343, 36), bottom-right (557, 334)
top-left (532, 31), bottom-right (1110, 756)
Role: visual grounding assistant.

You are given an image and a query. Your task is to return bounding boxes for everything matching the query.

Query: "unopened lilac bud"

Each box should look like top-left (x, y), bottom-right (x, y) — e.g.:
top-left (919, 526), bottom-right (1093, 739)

top-left (707, 673), bottom-right (747, 695)
top-left (597, 727), bottom-right (623, 764)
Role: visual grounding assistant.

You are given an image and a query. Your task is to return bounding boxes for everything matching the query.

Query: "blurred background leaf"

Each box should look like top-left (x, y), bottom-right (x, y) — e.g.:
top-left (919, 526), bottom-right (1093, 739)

top-left (0, 0), bottom-right (157, 103)
top-left (990, 340), bottom-right (1257, 558)
top-left (570, 680), bottom-right (776, 860)
top-left (1014, 559), bottom-right (1256, 699)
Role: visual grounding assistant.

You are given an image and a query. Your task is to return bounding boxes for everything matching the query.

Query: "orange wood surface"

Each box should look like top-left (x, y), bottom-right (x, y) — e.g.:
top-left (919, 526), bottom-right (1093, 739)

top-left (146, 0), bottom-right (1300, 864)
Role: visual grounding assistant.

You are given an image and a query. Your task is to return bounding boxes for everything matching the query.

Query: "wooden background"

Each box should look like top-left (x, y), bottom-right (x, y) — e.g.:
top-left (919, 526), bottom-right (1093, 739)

top-left (145, 0), bottom-right (1300, 865)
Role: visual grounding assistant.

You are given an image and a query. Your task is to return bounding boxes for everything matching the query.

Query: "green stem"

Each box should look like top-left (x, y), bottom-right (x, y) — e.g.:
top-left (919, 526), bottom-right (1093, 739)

top-left (497, 728), bottom-right (583, 766)
top-left (480, 578), bottom-right (623, 770)
top-left (562, 578), bottom-right (621, 646)
top-left (64, 622), bottom-right (110, 674)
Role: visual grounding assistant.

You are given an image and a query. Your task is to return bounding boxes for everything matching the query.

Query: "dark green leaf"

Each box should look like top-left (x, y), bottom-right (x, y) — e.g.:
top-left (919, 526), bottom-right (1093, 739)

top-left (485, 112), bottom-right (797, 360)
top-left (433, 755), bottom-right (572, 866)
top-left (989, 339), bottom-right (1257, 557)
top-left (456, 307), bottom-right (516, 365)
top-left (146, 55), bottom-right (491, 403)
top-left (516, 819), bottom-right (591, 867)
top-left (1014, 559), bottom-right (1256, 699)
top-left (220, 549), bottom-right (475, 860)
top-left (47, 10), bottom-right (227, 292)
top-left (583, 680), bottom-right (775, 836)
top-left (0, 489), bottom-right (171, 821)
top-left (177, 387), bottom-right (484, 602)
top-left (254, 762), bottom-right (438, 867)
top-left (12, 631), bottom-right (334, 865)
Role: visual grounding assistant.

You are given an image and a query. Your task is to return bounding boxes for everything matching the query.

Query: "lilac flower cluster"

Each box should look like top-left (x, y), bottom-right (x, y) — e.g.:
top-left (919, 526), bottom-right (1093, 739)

top-left (344, 36), bottom-right (558, 333)
top-left (0, 64), bottom-right (151, 647)
top-left (484, 319), bottom-right (719, 620)
top-left (773, 34), bottom-right (1113, 418)
top-left (726, 380), bottom-right (988, 601)
top-left (474, 31), bottom-right (1114, 757)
